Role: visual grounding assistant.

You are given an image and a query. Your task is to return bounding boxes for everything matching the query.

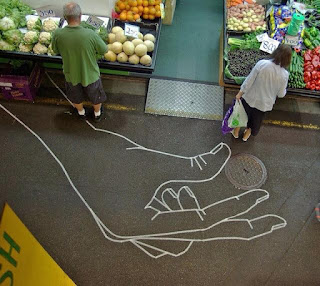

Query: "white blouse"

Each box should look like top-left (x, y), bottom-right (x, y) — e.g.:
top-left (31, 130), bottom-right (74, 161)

top-left (240, 59), bottom-right (289, 112)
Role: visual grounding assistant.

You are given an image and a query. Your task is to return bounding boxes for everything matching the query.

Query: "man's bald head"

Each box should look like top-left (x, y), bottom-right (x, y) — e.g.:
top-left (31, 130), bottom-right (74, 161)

top-left (63, 2), bottom-right (81, 23)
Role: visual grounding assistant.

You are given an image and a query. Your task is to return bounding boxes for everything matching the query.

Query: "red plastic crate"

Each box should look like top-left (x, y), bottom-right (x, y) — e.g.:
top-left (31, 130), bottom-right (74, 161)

top-left (0, 64), bottom-right (43, 102)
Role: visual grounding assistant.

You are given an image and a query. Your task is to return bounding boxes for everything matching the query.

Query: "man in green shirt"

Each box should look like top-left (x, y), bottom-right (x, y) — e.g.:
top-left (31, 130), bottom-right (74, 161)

top-left (52, 2), bottom-right (108, 122)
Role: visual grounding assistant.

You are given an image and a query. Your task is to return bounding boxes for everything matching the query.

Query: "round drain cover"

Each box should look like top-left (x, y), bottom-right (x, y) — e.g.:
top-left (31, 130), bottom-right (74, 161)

top-left (225, 153), bottom-right (267, 190)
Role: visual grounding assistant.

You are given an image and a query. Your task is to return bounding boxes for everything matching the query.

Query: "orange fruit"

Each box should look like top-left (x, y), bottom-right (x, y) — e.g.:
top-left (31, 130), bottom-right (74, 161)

top-left (139, 12), bottom-right (143, 16)
top-left (120, 12), bottom-right (127, 20)
top-left (142, 14), bottom-right (149, 19)
top-left (118, 2), bottom-right (126, 10)
top-left (148, 14), bottom-right (155, 20)
top-left (128, 0), bottom-right (133, 5)
top-left (155, 4), bottom-right (160, 11)
top-left (149, 0), bottom-right (155, 5)
top-left (143, 7), bottom-right (149, 14)
top-left (131, 6), bottom-right (139, 13)
top-left (155, 10), bottom-right (161, 17)
top-left (126, 4), bottom-right (130, 10)
top-left (115, 6), bottom-right (121, 13)
top-left (155, 0), bottom-right (160, 4)
top-left (133, 14), bottom-right (140, 20)
top-left (138, 5), bottom-right (144, 12)
top-left (137, 0), bottom-right (143, 5)
top-left (143, 0), bottom-right (149, 6)
top-left (149, 6), bottom-right (156, 14)
top-left (127, 14), bottom-right (134, 21)
top-left (132, 0), bottom-right (138, 7)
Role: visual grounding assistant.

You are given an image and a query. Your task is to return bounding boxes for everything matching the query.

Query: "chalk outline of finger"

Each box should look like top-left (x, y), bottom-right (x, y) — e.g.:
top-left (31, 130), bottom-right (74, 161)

top-left (144, 142), bottom-right (231, 213)
top-left (151, 186), bottom-right (205, 221)
top-left (0, 104), bottom-right (287, 260)
top-left (86, 121), bottom-right (226, 171)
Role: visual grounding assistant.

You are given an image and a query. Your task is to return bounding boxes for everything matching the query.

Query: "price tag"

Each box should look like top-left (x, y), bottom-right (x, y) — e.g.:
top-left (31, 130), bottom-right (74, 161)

top-left (86, 15), bottom-right (104, 29)
top-left (36, 9), bottom-right (55, 19)
top-left (285, 34), bottom-right (300, 46)
top-left (256, 33), bottom-right (269, 42)
top-left (260, 37), bottom-right (280, 54)
top-left (124, 23), bottom-right (140, 39)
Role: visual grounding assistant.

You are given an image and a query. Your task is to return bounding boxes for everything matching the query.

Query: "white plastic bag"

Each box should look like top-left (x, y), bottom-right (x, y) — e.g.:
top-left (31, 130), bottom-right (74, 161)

top-left (228, 100), bottom-right (248, 128)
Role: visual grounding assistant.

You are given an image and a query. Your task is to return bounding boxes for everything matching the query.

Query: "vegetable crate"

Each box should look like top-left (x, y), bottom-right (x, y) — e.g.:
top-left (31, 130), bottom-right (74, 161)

top-left (0, 63), bottom-right (43, 101)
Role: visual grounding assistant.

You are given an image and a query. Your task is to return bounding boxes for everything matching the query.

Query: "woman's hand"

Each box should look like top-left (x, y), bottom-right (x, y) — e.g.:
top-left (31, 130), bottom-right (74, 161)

top-left (236, 91), bottom-right (244, 101)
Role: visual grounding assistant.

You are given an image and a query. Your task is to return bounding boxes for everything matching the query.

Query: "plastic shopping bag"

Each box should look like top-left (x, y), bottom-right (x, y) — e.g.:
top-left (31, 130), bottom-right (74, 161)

top-left (227, 99), bottom-right (248, 128)
top-left (221, 99), bottom-right (235, 135)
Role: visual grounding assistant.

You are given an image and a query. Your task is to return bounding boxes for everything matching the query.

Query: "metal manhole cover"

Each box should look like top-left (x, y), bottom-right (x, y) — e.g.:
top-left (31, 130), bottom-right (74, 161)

top-left (225, 153), bottom-right (267, 190)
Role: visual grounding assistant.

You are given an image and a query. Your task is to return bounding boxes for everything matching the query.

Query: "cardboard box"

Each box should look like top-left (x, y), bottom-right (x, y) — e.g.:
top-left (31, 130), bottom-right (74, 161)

top-left (163, 0), bottom-right (176, 25)
top-left (0, 64), bottom-right (43, 101)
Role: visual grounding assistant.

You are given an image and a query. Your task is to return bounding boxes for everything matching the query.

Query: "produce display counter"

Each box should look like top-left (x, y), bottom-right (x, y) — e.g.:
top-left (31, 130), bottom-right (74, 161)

top-left (222, 0), bottom-right (320, 98)
top-left (0, 17), bottom-right (162, 76)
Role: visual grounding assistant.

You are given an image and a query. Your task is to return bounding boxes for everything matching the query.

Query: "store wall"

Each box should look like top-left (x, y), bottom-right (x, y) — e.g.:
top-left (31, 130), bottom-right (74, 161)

top-left (22, 0), bottom-right (115, 17)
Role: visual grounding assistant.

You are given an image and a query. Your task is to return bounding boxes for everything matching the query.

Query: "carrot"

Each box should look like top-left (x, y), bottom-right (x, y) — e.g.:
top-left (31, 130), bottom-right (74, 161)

top-left (245, 0), bottom-right (254, 4)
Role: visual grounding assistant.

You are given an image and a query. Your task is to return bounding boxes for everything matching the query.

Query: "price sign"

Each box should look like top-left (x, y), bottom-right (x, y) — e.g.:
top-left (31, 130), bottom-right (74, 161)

top-left (256, 32), bottom-right (269, 42)
top-left (36, 9), bottom-right (55, 19)
top-left (285, 34), bottom-right (300, 46)
top-left (260, 38), bottom-right (280, 54)
top-left (86, 15), bottom-right (104, 29)
top-left (124, 23), bottom-right (140, 39)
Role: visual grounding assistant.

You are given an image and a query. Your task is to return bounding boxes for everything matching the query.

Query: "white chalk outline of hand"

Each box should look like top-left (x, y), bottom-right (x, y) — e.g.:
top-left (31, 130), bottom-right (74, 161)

top-left (0, 104), bottom-right (287, 259)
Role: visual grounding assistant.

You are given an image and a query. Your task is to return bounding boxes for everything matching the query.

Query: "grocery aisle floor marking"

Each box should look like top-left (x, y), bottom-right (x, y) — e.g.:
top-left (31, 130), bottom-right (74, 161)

top-left (0, 102), bottom-right (287, 259)
top-left (263, 120), bottom-right (320, 130)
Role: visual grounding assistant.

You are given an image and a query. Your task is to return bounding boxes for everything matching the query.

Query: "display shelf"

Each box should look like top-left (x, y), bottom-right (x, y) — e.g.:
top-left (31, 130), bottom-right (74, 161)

top-left (222, 0), bottom-right (320, 98)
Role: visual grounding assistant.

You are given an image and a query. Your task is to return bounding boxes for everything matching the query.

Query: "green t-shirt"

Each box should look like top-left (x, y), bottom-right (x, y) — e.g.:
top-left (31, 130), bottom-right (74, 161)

top-left (52, 26), bottom-right (107, 87)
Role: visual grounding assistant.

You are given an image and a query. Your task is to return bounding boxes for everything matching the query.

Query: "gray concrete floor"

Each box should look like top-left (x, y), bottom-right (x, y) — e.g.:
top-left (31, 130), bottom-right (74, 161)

top-left (0, 100), bottom-right (319, 285)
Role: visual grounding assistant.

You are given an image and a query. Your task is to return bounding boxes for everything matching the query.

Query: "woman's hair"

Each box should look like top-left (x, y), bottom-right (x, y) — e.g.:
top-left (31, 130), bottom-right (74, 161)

top-left (269, 44), bottom-right (292, 68)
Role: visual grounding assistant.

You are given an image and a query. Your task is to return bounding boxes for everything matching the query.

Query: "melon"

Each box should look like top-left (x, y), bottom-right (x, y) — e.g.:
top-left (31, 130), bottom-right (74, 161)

top-left (123, 41), bottom-right (135, 56)
top-left (129, 54), bottom-right (140, 65)
top-left (144, 40), bottom-right (154, 52)
top-left (117, 52), bottom-right (128, 63)
top-left (108, 33), bottom-right (116, 44)
top-left (112, 42), bottom-right (123, 54)
top-left (115, 31), bottom-right (127, 43)
top-left (140, 55), bottom-right (152, 66)
top-left (132, 38), bottom-right (144, 47)
top-left (104, 51), bottom-right (117, 62)
top-left (144, 33), bottom-right (155, 43)
top-left (112, 26), bottom-right (123, 34)
top-left (138, 32), bottom-right (144, 40)
top-left (135, 44), bottom-right (148, 57)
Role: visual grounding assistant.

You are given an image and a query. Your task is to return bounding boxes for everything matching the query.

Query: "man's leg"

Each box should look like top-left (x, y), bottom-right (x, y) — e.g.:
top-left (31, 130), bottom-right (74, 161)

top-left (85, 79), bottom-right (107, 122)
top-left (74, 103), bottom-right (85, 116)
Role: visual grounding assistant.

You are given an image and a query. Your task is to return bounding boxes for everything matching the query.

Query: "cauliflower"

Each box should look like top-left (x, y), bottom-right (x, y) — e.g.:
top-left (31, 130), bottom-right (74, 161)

top-left (0, 17), bottom-right (16, 31)
top-left (0, 39), bottom-right (15, 51)
top-left (3, 29), bottom-right (23, 45)
top-left (33, 42), bottom-right (48, 54)
top-left (39, 32), bottom-right (51, 45)
top-left (19, 43), bottom-right (33, 52)
top-left (42, 18), bottom-right (58, 32)
top-left (27, 18), bottom-right (42, 31)
top-left (23, 31), bottom-right (39, 44)
top-left (47, 43), bottom-right (56, 56)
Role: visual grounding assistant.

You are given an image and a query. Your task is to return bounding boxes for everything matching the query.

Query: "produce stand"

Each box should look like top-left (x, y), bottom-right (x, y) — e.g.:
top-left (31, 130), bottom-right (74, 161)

top-left (0, 18), bottom-right (162, 75)
top-left (222, 0), bottom-right (320, 98)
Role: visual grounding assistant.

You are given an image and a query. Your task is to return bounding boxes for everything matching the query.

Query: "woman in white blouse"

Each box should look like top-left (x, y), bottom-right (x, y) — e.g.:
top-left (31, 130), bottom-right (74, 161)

top-left (233, 44), bottom-right (292, 141)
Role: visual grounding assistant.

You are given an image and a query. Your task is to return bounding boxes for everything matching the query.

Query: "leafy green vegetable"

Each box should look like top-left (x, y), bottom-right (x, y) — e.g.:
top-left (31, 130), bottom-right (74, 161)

top-left (0, 0), bottom-right (33, 28)
top-left (0, 16), bottom-right (16, 31)
top-left (97, 26), bottom-right (108, 43)
top-left (2, 28), bottom-right (23, 45)
top-left (0, 39), bottom-right (15, 50)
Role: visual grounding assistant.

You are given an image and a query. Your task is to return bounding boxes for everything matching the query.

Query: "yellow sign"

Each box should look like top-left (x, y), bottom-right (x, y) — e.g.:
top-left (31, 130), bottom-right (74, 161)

top-left (0, 203), bottom-right (76, 286)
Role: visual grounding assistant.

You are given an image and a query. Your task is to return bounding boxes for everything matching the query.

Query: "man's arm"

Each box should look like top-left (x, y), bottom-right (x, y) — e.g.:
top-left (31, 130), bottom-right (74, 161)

top-left (94, 33), bottom-right (108, 55)
top-left (51, 30), bottom-right (60, 55)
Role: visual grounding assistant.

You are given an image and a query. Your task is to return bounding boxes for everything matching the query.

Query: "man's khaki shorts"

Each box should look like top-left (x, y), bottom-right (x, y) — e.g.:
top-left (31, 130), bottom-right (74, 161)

top-left (65, 78), bottom-right (107, 105)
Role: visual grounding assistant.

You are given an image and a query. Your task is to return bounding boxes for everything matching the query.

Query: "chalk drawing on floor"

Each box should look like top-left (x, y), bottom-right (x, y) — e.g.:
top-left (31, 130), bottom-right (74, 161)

top-left (0, 103), bottom-right (287, 259)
